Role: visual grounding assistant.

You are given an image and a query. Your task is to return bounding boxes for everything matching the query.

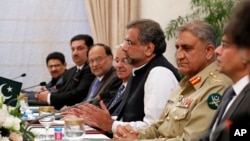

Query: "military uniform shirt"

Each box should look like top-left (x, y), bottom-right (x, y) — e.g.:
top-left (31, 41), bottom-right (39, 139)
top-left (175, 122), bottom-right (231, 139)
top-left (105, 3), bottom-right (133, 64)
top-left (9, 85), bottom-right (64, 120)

top-left (138, 62), bottom-right (232, 141)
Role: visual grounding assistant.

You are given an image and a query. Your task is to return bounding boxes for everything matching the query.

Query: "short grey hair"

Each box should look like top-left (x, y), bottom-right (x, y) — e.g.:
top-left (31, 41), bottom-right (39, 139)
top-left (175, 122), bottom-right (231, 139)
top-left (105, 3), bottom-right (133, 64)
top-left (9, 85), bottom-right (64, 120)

top-left (177, 20), bottom-right (216, 47)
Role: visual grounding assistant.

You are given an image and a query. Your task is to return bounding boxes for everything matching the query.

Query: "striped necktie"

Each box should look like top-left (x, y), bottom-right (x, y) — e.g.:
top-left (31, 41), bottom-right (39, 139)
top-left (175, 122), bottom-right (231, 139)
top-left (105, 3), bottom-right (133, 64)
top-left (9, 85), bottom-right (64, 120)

top-left (109, 84), bottom-right (125, 108)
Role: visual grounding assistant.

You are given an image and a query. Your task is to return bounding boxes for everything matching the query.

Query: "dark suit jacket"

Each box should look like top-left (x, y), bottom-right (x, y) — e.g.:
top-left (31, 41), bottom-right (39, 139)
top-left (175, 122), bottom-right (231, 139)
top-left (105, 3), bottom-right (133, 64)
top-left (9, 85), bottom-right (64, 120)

top-left (88, 67), bottom-right (122, 106)
top-left (27, 71), bottom-right (66, 105)
top-left (46, 70), bottom-right (66, 93)
top-left (201, 84), bottom-right (250, 141)
top-left (50, 64), bottom-right (95, 110)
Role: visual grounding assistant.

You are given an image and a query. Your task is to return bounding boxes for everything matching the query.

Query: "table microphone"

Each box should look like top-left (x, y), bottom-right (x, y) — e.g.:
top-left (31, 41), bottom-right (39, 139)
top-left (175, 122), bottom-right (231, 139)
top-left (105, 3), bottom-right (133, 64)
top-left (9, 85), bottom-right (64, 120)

top-left (12, 73), bottom-right (26, 80)
top-left (21, 81), bottom-right (46, 91)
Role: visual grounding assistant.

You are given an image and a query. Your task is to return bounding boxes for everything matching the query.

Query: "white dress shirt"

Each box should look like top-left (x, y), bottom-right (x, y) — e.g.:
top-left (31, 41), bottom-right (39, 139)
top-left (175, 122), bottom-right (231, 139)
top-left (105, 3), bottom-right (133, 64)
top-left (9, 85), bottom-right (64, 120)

top-left (111, 66), bottom-right (179, 132)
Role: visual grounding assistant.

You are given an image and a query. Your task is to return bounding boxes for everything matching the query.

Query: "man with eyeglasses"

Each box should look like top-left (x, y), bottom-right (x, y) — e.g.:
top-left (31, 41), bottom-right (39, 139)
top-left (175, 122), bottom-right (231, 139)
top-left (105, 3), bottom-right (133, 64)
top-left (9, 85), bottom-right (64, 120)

top-left (200, 1), bottom-right (250, 141)
top-left (44, 52), bottom-right (67, 92)
top-left (83, 43), bottom-right (122, 106)
top-left (64, 19), bottom-right (180, 137)
top-left (199, 25), bottom-right (250, 141)
top-left (81, 19), bottom-right (180, 136)
top-left (23, 51), bottom-right (67, 101)
top-left (35, 34), bottom-right (95, 110)
top-left (61, 46), bottom-right (132, 135)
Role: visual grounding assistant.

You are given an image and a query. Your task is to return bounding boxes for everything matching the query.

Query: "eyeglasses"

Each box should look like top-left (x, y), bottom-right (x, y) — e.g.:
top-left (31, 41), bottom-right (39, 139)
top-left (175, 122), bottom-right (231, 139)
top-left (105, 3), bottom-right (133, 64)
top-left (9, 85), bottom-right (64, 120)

top-left (113, 58), bottom-right (129, 64)
top-left (123, 39), bottom-right (136, 47)
top-left (88, 56), bottom-right (107, 65)
top-left (47, 64), bottom-right (62, 69)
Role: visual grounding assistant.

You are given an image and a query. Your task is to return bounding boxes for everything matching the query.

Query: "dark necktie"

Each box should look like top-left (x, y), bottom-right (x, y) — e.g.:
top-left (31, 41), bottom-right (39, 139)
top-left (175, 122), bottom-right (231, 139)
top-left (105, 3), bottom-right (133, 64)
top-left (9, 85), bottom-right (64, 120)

top-left (64, 68), bottom-right (81, 91)
top-left (87, 79), bottom-right (100, 101)
top-left (72, 68), bottom-right (81, 81)
top-left (216, 87), bottom-right (236, 125)
top-left (109, 84), bottom-right (125, 108)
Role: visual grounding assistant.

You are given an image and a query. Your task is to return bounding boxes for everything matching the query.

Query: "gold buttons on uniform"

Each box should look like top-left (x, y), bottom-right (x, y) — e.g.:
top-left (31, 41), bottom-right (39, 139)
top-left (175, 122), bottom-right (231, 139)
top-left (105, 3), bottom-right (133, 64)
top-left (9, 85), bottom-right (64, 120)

top-left (209, 72), bottom-right (217, 78)
top-left (209, 72), bottom-right (222, 82)
top-left (166, 116), bottom-right (170, 121)
top-left (174, 116), bottom-right (178, 120)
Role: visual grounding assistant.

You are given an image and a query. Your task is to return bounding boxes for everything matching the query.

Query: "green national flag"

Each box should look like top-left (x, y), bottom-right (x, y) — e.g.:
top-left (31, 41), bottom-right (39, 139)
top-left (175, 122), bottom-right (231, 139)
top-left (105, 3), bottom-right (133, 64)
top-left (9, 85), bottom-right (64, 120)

top-left (0, 76), bottom-right (22, 107)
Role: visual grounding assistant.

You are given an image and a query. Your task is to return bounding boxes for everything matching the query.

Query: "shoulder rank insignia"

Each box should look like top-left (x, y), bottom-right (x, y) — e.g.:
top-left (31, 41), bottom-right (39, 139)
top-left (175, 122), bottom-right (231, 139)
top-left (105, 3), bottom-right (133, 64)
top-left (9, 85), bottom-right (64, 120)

top-left (207, 93), bottom-right (222, 110)
top-left (190, 76), bottom-right (201, 85)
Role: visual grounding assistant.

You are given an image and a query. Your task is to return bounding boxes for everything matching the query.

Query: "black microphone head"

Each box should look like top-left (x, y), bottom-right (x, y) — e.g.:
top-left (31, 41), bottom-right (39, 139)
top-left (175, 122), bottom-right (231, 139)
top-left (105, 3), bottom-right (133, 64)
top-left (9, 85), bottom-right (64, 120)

top-left (40, 82), bottom-right (46, 86)
top-left (21, 73), bottom-right (26, 77)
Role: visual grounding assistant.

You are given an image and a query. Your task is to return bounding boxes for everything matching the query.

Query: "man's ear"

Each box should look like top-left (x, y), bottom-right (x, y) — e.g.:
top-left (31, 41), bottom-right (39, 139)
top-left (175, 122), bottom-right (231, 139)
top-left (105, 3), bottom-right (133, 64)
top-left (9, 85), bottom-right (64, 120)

top-left (145, 42), bottom-right (155, 56)
top-left (206, 44), bottom-right (215, 60)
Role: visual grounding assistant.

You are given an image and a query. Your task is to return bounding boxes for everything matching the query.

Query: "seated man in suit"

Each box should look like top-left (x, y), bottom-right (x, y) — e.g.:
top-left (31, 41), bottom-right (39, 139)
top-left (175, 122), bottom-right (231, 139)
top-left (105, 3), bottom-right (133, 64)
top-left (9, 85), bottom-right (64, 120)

top-left (200, 2), bottom-right (250, 140)
top-left (44, 52), bottom-right (67, 92)
top-left (35, 34), bottom-right (95, 110)
top-left (84, 43), bottom-right (122, 105)
top-left (106, 46), bottom-right (133, 115)
top-left (62, 44), bottom-right (132, 116)
top-left (24, 51), bottom-right (67, 101)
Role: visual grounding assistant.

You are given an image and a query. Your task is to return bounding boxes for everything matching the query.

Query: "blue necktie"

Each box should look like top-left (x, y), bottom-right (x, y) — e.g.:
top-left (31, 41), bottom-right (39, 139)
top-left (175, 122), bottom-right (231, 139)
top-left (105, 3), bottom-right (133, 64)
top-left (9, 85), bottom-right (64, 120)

top-left (109, 84), bottom-right (125, 108)
top-left (216, 87), bottom-right (236, 125)
top-left (87, 79), bottom-right (100, 101)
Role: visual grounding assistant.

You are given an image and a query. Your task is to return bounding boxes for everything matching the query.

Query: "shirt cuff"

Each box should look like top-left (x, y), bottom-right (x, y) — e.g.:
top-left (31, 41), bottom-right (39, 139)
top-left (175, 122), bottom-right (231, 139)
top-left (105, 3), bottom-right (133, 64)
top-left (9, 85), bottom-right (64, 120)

top-left (112, 121), bottom-right (118, 133)
top-left (47, 93), bottom-right (51, 105)
top-left (112, 120), bottom-right (127, 133)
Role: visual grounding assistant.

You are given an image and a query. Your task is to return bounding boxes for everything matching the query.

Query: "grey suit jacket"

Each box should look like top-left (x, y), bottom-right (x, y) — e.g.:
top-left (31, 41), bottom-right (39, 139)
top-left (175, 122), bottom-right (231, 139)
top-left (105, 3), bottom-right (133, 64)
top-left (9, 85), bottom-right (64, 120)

top-left (86, 67), bottom-right (122, 106)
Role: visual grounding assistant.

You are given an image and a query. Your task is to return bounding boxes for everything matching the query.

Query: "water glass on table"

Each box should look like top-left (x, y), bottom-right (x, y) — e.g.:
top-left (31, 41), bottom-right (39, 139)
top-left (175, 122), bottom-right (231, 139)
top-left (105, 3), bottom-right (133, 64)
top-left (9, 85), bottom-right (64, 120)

top-left (64, 117), bottom-right (85, 140)
top-left (38, 106), bottom-right (55, 140)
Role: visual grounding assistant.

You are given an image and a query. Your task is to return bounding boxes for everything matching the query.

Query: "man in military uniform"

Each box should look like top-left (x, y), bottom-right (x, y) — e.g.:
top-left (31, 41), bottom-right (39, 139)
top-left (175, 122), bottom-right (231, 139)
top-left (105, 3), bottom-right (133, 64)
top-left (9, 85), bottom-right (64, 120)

top-left (113, 20), bottom-right (232, 140)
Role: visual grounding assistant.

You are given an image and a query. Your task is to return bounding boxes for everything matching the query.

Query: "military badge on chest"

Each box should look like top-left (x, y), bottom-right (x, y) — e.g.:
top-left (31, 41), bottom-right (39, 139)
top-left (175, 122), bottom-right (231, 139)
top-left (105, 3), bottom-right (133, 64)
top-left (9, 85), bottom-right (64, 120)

top-left (176, 95), bottom-right (193, 108)
top-left (207, 93), bottom-right (222, 110)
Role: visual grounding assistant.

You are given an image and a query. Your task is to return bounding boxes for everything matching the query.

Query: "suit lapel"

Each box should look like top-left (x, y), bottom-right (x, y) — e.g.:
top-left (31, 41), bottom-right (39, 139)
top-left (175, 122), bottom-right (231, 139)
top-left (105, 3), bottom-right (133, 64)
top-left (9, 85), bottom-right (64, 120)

top-left (93, 67), bottom-right (115, 97)
top-left (222, 84), bottom-right (249, 121)
top-left (213, 84), bottom-right (250, 141)
top-left (60, 67), bottom-right (77, 92)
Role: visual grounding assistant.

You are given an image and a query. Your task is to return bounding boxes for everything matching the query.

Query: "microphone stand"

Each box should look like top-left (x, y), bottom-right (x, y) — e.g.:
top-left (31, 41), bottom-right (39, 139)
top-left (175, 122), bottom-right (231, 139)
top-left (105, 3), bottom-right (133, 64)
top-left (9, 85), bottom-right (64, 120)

top-left (12, 73), bottom-right (26, 80)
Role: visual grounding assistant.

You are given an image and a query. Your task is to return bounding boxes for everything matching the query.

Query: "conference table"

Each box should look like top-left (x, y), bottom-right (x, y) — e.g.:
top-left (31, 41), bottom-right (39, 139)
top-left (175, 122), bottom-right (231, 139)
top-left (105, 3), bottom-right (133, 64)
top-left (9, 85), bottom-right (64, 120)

top-left (27, 107), bottom-right (111, 141)
top-left (30, 122), bottom-right (110, 141)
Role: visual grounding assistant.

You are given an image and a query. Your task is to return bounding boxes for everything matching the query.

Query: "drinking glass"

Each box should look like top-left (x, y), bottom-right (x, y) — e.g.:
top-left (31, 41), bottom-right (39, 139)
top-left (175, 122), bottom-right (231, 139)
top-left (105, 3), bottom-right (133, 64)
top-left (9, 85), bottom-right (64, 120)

top-left (38, 106), bottom-right (55, 140)
top-left (64, 118), bottom-right (85, 140)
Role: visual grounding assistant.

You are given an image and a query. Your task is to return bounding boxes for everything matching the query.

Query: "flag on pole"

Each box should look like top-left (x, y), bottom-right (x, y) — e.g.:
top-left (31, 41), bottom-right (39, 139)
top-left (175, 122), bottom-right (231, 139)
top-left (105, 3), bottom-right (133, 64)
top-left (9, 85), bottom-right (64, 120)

top-left (0, 76), bottom-right (22, 107)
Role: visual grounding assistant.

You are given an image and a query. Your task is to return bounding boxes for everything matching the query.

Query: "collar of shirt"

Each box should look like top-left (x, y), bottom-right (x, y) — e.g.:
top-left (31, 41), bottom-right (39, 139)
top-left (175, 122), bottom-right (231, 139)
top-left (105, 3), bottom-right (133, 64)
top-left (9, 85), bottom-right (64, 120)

top-left (96, 75), bottom-right (104, 82)
top-left (76, 64), bottom-right (85, 70)
top-left (132, 63), bottom-right (147, 76)
top-left (122, 82), bottom-right (127, 88)
top-left (232, 75), bottom-right (249, 96)
top-left (180, 62), bottom-right (217, 90)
